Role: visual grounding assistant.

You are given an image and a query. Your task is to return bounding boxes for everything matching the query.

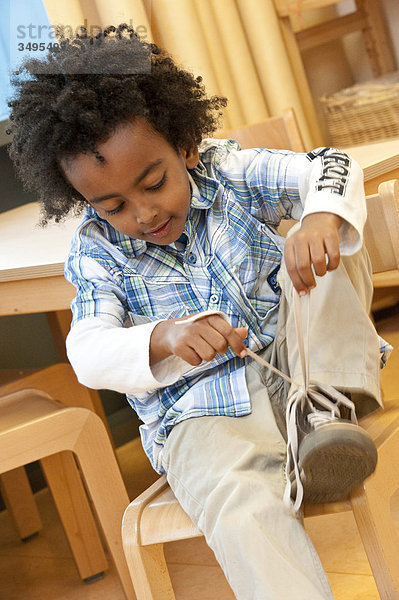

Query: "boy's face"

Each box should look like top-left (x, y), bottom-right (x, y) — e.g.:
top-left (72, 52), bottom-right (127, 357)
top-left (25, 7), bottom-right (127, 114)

top-left (61, 118), bottom-right (199, 244)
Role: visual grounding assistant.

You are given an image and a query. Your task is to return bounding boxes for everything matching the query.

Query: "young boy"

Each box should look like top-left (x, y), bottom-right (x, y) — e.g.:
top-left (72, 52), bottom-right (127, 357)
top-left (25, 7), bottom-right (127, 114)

top-left (8, 25), bottom-right (388, 600)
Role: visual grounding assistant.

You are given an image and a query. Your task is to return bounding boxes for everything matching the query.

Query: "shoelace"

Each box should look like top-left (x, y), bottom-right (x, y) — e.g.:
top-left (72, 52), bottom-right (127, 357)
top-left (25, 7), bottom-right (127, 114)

top-left (246, 290), bottom-right (357, 512)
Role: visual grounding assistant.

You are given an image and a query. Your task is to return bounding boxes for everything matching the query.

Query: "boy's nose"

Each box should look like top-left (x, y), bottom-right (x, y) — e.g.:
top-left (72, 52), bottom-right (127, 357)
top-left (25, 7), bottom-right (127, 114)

top-left (135, 206), bottom-right (158, 225)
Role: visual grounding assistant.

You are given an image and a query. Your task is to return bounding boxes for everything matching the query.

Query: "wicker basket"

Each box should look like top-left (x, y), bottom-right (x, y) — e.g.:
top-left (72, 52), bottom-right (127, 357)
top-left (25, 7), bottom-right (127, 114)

top-left (320, 71), bottom-right (399, 147)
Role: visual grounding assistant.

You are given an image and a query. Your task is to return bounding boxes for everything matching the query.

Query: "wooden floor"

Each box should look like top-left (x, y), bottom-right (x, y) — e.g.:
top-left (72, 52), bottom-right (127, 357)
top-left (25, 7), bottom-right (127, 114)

top-left (1, 313), bottom-right (399, 600)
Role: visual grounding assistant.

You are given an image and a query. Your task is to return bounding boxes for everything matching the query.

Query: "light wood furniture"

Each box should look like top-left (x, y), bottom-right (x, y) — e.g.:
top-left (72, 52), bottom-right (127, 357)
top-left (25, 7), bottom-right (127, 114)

top-left (344, 137), bottom-right (399, 196)
top-left (364, 178), bottom-right (399, 290)
top-left (0, 202), bottom-right (78, 316)
top-left (0, 364), bottom-right (109, 580)
top-left (218, 107), bottom-right (306, 152)
top-left (0, 386), bottom-right (135, 600)
top-left (217, 108), bottom-right (305, 238)
top-left (122, 180), bottom-right (399, 600)
top-left (0, 126), bottom-right (398, 592)
top-left (273, 0), bottom-right (396, 142)
top-left (0, 204), bottom-right (112, 580)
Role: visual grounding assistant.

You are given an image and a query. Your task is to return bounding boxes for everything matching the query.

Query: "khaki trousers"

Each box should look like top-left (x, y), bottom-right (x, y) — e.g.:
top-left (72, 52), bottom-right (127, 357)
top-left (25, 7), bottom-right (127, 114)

top-left (162, 246), bottom-right (381, 600)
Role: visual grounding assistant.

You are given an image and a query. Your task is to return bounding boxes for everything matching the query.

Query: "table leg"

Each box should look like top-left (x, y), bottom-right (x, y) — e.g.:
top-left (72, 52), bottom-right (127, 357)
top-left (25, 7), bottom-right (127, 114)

top-left (45, 310), bottom-right (111, 437)
top-left (46, 309), bottom-right (71, 361)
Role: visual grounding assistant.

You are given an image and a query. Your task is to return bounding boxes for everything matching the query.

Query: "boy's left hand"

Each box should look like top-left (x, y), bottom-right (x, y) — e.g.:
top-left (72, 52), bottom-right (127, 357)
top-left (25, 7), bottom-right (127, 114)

top-left (284, 212), bottom-right (343, 296)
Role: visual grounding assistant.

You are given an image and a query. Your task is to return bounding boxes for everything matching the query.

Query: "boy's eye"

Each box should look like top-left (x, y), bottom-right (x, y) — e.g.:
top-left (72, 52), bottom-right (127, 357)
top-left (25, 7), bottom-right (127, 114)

top-left (147, 172), bottom-right (167, 191)
top-left (104, 203), bottom-right (124, 216)
top-left (102, 173), bottom-right (167, 216)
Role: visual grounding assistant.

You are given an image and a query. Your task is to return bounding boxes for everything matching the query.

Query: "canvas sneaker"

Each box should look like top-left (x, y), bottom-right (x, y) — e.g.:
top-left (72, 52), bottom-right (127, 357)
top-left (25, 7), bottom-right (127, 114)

top-left (285, 383), bottom-right (377, 509)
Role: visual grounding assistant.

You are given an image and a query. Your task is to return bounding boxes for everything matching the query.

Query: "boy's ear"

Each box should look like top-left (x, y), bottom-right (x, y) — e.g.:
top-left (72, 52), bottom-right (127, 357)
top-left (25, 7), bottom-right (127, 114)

top-left (181, 145), bottom-right (199, 169)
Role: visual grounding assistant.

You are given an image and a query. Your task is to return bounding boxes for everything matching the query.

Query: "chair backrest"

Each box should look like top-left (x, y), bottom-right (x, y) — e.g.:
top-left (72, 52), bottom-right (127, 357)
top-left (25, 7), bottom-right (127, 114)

top-left (216, 108), bottom-right (306, 152)
top-left (364, 180), bottom-right (399, 275)
top-left (215, 109), bottom-right (305, 237)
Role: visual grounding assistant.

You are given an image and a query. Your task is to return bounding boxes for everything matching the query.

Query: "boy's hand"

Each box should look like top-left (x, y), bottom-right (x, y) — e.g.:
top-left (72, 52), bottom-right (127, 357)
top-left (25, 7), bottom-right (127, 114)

top-left (150, 314), bottom-right (248, 366)
top-left (284, 212), bottom-right (343, 295)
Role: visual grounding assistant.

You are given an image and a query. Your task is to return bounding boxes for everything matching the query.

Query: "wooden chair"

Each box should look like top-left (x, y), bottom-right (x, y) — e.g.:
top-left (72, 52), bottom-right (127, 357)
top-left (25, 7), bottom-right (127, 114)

top-left (217, 107), bottom-right (306, 152)
top-left (0, 364), bottom-right (123, 586)
top-left (121, 179), bottom-right (399, 600)
top-left (365, 180), bottom-right (399, 289)
top-left (273, 0), bottom-right (396, 143)
top-left (0, 378), bottom-right (136, 600)
top-left (217, 108), bottom-right (304, 239)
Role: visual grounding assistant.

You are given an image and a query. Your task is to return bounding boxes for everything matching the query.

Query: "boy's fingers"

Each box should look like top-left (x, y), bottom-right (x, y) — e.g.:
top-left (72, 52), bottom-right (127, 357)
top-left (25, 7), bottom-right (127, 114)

top-left (191, 337), bottom-right (219, 363)
top-left (179, 346), bottom-right (203, 366)
top-left (324, 236), bottom-right (341, 271)
top-left (235, 326), bottom-right (248, 339)
top-left (284, 243), bottom-right (303, 293)
top-left (294, 243), bottom-right (315, 289)
top-left (199, 327), bottom-right (229, 355)
top-left (309, 239), bottom-right (327, 277)
top-left (207, 316), bottom-right (248, 356)
top-left (284, 243), bottom-right (310, 294)
top-left (224, 328), bottom-right (248, 356)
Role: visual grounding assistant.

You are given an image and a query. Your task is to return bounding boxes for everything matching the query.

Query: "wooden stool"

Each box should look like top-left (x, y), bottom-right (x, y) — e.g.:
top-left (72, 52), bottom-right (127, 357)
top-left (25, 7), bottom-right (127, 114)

top-left (0, 365), bottom-right (110, 581)
top-left (0, 387), bottom-right (135, 599)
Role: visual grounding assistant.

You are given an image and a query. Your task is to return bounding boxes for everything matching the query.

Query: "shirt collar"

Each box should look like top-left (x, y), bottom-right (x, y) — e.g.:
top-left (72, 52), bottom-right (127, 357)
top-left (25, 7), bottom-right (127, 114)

top-left (188, 157), bottom-right (220, 210)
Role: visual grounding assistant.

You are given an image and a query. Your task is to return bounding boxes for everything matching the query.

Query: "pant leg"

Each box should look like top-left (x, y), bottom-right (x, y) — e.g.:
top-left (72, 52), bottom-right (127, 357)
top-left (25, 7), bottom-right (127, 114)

top-left (161, 354), bottom-right (334, 600)
top-left (269, 239), bottom-right (382, 426)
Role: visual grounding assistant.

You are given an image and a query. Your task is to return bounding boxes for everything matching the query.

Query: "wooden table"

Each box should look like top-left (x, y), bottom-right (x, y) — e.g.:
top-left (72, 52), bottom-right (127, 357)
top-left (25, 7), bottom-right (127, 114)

top-left (345, 138), bottom-right (399, 294)
top-left (0, 202), bottom-right (77, 316)
top-left (344, 137), bottom-right (399, 196)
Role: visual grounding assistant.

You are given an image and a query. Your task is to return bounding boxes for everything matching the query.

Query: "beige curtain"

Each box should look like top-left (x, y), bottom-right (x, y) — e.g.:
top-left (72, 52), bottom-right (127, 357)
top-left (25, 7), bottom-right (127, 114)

top-left (44, 0), bottom-right (327, 148)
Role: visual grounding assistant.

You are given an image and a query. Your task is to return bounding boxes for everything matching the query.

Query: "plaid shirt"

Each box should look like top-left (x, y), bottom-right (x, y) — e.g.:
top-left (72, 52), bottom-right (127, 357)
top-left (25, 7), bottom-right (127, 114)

top-left (65, 139), bottom-right (387, 472)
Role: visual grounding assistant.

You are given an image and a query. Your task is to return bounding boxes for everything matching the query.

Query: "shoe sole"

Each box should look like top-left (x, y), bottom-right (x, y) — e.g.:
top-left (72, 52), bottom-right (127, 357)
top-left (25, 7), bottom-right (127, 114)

top-left (297, 422), bottom-right (377, 504)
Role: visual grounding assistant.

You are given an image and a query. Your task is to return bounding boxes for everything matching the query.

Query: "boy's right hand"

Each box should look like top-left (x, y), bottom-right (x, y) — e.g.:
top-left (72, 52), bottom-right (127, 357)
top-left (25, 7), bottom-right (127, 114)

top-left (150, 314), bottom-right (248, 366)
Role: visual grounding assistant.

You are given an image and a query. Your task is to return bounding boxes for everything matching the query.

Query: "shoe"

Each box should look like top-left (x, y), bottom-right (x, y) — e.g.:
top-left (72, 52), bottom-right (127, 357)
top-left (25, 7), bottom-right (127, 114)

top-left (285, 383), bottom-right (377, 509)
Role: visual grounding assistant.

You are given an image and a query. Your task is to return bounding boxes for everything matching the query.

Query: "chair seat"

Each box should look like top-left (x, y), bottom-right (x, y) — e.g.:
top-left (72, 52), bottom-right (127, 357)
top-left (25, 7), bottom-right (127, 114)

top-left (132, 396), bottom-right (399, 544)
top-left (0, 389), bottom-right (62, 431)
top-left (0, 391), bottom-right (89, 474)
top-left (129, 476), bottom-right (202, 546)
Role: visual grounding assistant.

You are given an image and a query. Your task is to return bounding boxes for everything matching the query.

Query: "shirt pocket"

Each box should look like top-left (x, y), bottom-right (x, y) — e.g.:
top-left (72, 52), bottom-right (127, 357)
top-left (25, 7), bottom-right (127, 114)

top-left (122, 259), bottom-right (196, 318)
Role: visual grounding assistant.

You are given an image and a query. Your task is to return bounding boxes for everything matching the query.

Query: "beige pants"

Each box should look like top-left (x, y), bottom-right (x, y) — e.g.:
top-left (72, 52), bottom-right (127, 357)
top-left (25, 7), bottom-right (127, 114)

top-left (162, 246), bottom-right (381, 600)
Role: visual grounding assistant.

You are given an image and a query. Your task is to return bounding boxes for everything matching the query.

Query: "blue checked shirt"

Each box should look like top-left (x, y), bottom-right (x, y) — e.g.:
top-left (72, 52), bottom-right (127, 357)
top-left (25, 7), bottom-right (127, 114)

top-left (65, 139), bottom-right (388, 472)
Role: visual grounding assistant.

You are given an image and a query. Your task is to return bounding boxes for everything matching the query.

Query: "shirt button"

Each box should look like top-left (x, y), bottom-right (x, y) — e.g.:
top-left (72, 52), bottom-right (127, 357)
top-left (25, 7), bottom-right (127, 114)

top-left (210, 294), bottom-right (219, 304)
top-left (187, 253), bottom-right (197, 264)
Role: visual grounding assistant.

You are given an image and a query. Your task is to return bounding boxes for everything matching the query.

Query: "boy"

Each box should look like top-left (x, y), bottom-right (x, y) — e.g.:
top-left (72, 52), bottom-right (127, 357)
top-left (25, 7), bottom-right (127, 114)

top-left (8, 25), bottom-right (388, 599)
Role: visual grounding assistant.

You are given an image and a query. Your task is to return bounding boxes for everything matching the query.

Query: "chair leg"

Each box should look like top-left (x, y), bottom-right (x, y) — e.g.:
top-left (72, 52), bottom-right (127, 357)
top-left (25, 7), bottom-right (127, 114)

top-left (41, 451), bottom-right (108, 581)
top-left (350, 432), bottom-right (399, 600)
top-left (72, 411), bottom-right (136, 600)
top-left (0, 468), bottom-right (42, 540)
top-left (123, 541), bottom-right (176, 600)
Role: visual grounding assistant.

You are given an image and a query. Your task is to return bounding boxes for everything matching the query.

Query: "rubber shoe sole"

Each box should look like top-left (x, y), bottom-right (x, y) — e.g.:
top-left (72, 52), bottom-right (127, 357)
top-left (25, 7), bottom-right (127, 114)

top-left (296, 422), bottom-right (377, 504)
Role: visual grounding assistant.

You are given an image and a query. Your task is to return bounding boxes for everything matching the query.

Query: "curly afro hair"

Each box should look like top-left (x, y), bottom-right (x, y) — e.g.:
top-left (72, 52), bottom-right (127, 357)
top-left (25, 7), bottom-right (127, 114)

top-left (7, 24), bottom-right (227, 222)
